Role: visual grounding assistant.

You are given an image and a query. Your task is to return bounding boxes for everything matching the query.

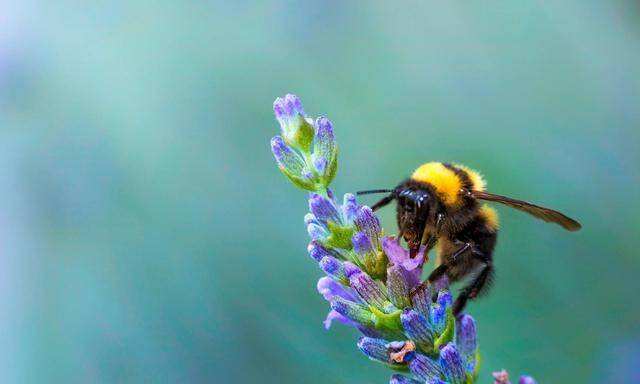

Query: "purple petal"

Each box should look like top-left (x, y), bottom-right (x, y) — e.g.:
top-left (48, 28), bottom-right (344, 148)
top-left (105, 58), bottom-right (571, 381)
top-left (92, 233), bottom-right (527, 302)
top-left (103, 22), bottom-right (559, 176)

top-left (382, 236), bottom-right (426, 274)
top-left (323, 309), bottom-right (356, 329)
top-left (317, 276), bottom-right (356, 302)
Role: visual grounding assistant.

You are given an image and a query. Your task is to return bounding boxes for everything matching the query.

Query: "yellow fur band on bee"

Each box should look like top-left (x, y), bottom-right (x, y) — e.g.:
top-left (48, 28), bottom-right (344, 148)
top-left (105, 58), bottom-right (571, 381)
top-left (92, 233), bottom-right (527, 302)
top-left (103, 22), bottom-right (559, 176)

top-left (411, 162), bottom-right (487, 206)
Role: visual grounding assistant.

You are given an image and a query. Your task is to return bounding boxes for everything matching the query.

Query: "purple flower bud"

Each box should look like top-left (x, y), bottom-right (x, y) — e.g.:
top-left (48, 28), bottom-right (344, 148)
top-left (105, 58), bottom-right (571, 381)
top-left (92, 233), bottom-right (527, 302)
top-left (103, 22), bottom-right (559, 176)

top-left (273, 99), bottom-right (286, 119)
top-left (304, 213), bottom-right (318, 226)
top-left (456, 314), bottom-right (477, 361)
top-left (271, 136), bottom-right (305, 174)
top-left (389, 374), bottom-right (422, 384)
top-left (331, 297), bottom-right (374, 326)
top-left (313, 117), bottom-right (337, 177)
top-left (409, 353), bottom-right (442, 382)
top-left (425, 379), bottom-right (447, 384)
top-left (401, 309), bottom-right (435, 350)
top-left (430, 304), bottom-right (446, 333)
top-left (344, 261), bottom-right (362, 278)
top-left (358, 337), bottom-right (388, 362)
top-left (320, 256), bottom-right (345, 281)
top-left (307, 222), bottom-right (327, 241)
top-left (352, 231), bottom-right (373, 256)
top-left (354, 206), bottom-right (381, 243)
top-left (386, 265), bottom-right (413, 308)
top-left (271, 135), bottom-right (316, 190)
top-left (518, 376), bottom-right (537, 384)
top-left (439, 343), bottom-right (466, 384)
top-left (274, 94), bottom-right (305, 123)
top-left (284, 93), bottom-right (304, 116)
top-left (411, 282), bottom-right (433, 317)
top-left (273, 94), bottom-right (313, 152)
top-left (342, 193), bottom-right (359, 223)
top-left (437, 290), bottom-right (453, 309)
top-left (307, 241), bottom-right (332, 262)
top-left (309, 193), bottom-right (341, 225)
top-left (350, 271), bottom-right (388, 308)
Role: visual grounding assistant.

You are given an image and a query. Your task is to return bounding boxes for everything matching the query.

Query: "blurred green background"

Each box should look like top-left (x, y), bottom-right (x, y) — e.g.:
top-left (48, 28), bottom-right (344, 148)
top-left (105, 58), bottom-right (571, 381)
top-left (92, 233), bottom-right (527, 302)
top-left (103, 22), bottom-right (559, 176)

top-left (1, 1), bottom-right (639, 383)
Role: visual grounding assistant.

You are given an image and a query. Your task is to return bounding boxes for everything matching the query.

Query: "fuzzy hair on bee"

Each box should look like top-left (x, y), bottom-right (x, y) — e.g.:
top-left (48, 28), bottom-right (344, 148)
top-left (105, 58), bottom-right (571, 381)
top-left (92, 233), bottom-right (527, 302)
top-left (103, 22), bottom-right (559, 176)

top-left (358, 161), bottom-right (581, 315)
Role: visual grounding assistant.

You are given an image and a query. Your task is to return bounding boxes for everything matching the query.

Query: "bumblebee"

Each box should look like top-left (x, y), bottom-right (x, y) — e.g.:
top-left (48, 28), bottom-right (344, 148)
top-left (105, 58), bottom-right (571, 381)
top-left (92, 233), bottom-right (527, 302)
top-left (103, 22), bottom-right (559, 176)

top-left (358, 162), bottom-right (581, 315)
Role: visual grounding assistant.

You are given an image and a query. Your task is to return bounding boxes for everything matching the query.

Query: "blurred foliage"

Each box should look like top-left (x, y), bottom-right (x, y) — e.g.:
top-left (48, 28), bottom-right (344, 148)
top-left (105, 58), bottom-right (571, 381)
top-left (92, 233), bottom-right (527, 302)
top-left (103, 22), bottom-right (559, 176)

top-left (0, 1), bottom-right (639, 383)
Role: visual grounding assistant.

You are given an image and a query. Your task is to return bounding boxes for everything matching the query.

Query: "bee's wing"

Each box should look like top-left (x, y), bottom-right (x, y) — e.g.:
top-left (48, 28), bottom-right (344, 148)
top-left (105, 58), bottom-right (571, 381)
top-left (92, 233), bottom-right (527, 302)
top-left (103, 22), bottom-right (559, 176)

top-left (470, 190), bottom-right (582, 231)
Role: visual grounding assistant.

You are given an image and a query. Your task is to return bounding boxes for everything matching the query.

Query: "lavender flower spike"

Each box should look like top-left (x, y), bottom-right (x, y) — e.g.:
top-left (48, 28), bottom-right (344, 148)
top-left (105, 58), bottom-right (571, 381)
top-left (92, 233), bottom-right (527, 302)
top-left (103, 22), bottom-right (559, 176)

top-left (270, 93), bottom-right (540, 384)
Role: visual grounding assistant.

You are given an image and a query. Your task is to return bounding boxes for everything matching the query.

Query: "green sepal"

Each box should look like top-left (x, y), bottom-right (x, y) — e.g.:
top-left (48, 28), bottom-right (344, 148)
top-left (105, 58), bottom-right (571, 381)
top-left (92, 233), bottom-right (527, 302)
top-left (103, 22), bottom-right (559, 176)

top-left (465, 372), bottom-right (474, 384)
top-left (278, 166), bottom-right (316, 191)
top-left (371, 306), bottom-right (402, 332)
top-left (366, 249), bottom-right (388, 280)
top-left (321, 148), bottom-right (338, 186)
top-left (284, 116), bottom-right (314, 153)
top-left (325, 221), bottom-right (354, 249)
top-left (433, 307), bottom-right (455, 352)
top-left (387, 363), bottom-right (410, 372)
top-left (472, 350), bottom-right (481, 379)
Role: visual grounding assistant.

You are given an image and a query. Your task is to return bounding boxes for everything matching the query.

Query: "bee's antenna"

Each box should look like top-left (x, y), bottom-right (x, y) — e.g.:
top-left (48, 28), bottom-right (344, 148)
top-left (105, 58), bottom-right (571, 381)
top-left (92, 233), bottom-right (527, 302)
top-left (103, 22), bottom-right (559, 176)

top-left (356, 189), bottom-right (393, 196)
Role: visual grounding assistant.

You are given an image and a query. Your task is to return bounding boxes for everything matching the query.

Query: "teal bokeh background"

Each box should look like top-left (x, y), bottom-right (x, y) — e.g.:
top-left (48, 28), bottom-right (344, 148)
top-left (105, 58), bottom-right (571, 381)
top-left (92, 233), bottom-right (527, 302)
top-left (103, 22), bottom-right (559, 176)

top-left (1, 1), bottom-right (639, 382)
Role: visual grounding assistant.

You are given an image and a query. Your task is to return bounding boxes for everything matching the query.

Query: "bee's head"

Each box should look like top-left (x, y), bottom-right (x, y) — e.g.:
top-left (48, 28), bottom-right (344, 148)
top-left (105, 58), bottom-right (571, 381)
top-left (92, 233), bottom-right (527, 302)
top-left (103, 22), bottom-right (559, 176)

top-left (395, 186), bottom-right (432, 249)
top-left (357, 181), bottom-right (434, 253)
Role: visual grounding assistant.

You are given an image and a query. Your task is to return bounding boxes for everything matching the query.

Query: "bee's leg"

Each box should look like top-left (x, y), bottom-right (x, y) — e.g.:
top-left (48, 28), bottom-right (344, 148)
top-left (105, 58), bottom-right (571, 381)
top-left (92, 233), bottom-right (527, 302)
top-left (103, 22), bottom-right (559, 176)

top-left (421, 213), bottom-right (445, 252)
top-left (451, 243), bottom-right (494, 315)
top-left (409, 263), bottom-right (449, 300)
top-left (424, 239), bottom-right (472, 284)
top-left (426, 263), bottom-right (449, 283)
top-left (453, 263), bottom-right (494, 315)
